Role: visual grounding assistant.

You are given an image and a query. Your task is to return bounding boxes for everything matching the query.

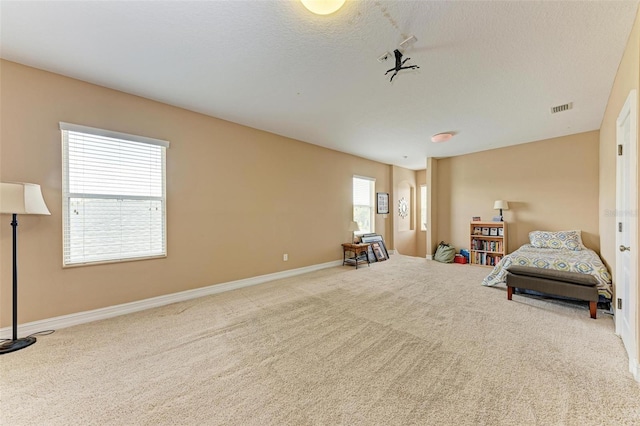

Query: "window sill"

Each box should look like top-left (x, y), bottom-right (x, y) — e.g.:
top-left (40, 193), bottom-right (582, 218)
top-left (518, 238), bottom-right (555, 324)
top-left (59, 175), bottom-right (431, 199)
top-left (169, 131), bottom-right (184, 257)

top-left (63, 254), bottom-right (167, 268)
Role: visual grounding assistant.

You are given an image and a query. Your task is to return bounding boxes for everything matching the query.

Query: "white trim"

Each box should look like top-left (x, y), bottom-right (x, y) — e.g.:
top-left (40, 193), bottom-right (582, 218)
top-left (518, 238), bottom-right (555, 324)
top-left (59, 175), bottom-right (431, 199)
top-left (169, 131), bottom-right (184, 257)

top-left (59, 122), bottom-right (170, 148)
top-left (426, 254), bottom-right (433, 260)
top-left (352, 174), bottom-right (376, 182)
top-left (630, 357), bottom-right (640, 382)
top-left (1, 260), bottom-right (342, 339)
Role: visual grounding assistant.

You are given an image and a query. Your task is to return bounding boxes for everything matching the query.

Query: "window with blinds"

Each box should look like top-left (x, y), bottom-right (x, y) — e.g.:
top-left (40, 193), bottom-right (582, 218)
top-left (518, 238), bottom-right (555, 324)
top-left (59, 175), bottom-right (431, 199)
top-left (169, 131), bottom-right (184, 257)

top-left (60, 122), bottom-right (169, 266)
top-left (353, 176), bottom-right (375, 234)
top-left (420, 185), bottom-right (427, 231)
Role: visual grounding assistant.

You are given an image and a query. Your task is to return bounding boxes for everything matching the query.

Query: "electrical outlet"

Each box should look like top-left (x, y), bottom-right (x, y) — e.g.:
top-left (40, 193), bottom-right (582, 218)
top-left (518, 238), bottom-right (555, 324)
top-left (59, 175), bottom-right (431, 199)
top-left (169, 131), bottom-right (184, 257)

top-left (283, 254), bottom-right (288, 261)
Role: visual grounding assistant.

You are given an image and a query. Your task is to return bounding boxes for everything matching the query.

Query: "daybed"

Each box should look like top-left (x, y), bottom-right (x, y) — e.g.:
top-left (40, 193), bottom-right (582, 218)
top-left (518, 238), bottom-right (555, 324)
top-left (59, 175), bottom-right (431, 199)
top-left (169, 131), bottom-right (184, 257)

top-left (482, 230), bottom-right (613, 308)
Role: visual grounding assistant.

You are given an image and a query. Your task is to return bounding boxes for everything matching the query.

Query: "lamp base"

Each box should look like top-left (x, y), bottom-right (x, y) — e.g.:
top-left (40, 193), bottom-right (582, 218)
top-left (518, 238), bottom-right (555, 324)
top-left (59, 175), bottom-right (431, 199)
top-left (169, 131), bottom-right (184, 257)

top-left (0, 336), bottom-right (36, 355)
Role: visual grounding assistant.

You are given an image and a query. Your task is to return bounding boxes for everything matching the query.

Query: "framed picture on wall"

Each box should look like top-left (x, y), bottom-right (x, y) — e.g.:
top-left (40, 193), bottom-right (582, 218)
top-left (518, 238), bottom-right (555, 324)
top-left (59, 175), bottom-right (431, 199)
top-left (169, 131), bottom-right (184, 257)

top-left (376, 192), bottom-right (389, 214)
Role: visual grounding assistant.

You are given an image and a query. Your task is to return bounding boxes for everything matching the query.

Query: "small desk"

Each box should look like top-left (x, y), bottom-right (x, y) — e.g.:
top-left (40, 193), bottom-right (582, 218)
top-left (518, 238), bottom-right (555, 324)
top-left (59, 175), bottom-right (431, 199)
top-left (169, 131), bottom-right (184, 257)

top-left (342, 243), bottom-right (371, 269)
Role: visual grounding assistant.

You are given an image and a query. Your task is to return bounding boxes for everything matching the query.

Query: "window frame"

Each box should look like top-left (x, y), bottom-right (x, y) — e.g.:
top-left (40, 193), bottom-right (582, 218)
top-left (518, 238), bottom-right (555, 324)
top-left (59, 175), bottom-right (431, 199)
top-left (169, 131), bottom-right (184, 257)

top-left (420, 184), bottom-right (427, 231)
top-left (352, 175), bottom-right (376, 235)
top-left (60, 122), bottom-right (169, 267)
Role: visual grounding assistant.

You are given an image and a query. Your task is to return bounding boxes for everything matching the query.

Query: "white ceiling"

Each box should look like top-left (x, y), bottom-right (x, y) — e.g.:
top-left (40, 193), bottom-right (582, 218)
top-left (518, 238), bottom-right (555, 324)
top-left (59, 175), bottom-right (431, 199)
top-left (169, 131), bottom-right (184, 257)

top-left (1, 0), bottom-right (638, 170)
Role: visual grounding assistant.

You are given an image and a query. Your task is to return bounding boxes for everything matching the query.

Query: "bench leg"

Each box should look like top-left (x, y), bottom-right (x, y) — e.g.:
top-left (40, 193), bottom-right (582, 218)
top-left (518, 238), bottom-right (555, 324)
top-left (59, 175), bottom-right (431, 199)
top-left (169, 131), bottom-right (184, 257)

top-left (589, 301), bottom-right (597, 319)
top-left (507, 286), bottom-right (513, 300)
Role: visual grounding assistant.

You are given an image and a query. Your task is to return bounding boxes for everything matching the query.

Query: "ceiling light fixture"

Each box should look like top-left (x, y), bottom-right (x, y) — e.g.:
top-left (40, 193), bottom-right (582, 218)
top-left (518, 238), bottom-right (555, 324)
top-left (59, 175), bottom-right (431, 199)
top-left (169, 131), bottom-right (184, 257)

top-left (300, 0), bottom-right (346, 15)
top-left (431, 133), bottom-right (453, 143)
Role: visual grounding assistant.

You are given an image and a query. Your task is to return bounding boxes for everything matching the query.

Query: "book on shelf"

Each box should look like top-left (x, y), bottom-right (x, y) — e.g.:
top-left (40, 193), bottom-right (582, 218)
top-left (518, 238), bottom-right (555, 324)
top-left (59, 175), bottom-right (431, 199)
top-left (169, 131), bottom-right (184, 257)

top-left (471, 239), bottom-right (503, 252)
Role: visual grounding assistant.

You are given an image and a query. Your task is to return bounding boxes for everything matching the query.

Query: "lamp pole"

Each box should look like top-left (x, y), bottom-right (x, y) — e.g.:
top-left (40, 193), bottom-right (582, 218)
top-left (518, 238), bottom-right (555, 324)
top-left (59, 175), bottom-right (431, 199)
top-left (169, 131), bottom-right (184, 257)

top-left (0, 213), bottom-right (37, 354)
top-left (11, 213), bottom-right (18, 342)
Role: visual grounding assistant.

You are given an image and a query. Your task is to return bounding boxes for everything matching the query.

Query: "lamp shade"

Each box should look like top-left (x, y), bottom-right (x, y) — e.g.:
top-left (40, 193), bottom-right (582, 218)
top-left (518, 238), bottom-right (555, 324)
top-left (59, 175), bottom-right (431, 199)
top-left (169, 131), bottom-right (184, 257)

top-left (493, 200), bottom-right (509, 211)
top-left (348, 221), bottom-right (360, 232)
top-left (1, 182), bottom-right (51, 215)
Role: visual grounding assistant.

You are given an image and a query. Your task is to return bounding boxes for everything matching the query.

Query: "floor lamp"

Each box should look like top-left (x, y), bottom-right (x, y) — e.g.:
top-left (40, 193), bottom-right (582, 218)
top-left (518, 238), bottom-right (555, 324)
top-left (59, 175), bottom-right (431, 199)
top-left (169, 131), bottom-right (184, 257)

top-left (0, 182), bottom-right (50, 354)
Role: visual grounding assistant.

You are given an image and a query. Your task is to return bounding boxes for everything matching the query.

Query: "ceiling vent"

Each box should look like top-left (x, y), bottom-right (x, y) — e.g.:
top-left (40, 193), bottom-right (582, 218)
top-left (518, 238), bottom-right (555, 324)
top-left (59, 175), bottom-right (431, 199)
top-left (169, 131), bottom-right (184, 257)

top-left (399, 35), bottom-right (417, 49)
top-left (550, 102), bottom-right (573, 114)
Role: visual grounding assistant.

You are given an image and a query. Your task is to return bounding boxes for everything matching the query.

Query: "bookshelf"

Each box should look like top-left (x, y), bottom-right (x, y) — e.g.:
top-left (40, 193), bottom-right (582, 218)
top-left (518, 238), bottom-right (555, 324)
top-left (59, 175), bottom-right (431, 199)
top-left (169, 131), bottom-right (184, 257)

top-left (469, 221), bottom-right (507, 267)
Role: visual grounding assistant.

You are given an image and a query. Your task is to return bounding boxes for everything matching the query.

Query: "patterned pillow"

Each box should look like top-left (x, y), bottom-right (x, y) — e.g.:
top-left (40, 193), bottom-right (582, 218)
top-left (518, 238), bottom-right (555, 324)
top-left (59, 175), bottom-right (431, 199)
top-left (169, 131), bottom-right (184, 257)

top-left (529, 230), bottom-right (585, 251)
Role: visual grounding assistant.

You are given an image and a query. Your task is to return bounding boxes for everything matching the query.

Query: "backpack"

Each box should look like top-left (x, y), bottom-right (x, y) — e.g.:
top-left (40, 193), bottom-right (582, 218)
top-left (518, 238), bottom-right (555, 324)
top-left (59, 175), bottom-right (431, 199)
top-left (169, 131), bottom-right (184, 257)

top-left (434, 241), bottom-right (456, 263)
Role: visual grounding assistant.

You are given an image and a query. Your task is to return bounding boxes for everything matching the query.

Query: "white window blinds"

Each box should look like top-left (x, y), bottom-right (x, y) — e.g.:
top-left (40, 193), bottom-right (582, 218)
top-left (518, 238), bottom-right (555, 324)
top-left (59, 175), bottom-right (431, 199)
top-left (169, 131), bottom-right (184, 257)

top-left (60, 122), bottom-right (169, 266)
top-left (420, 185), bottom-right (427, 231)
top-left (353, 176), bottom-right (375, 234)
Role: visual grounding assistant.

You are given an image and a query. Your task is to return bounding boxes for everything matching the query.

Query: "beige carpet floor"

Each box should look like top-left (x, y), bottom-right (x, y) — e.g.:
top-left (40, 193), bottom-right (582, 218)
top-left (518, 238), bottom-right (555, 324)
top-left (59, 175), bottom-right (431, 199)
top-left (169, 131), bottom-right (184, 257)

top-left (1, 255), bottom-right (639, 425)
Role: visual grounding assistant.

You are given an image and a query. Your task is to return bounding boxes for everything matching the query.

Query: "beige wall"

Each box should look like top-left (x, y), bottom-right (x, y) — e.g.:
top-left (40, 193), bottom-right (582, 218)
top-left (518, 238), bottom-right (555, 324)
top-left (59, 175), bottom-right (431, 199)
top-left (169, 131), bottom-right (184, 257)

top-left (435, 131), bottom-right (600, 254)
top-left (599, 6), bottom-right (640, 362)
top-left (392, 165), bottom-right (417, 256)
top-left (0, 60), bottom-right (393, 326)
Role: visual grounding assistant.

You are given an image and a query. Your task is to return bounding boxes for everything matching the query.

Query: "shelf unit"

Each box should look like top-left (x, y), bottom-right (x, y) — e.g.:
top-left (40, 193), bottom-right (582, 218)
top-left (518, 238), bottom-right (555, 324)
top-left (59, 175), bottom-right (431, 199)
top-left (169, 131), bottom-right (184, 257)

top-left (469, 221), bottom-right (507, 267)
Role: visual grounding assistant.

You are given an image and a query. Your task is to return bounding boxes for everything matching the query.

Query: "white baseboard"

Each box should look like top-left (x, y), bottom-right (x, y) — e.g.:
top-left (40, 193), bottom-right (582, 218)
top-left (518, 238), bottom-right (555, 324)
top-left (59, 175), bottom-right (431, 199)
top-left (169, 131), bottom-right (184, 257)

top-left (1, 259), bottom-right (343, 339)
top-left (631, 357), bottom-right (640, 383)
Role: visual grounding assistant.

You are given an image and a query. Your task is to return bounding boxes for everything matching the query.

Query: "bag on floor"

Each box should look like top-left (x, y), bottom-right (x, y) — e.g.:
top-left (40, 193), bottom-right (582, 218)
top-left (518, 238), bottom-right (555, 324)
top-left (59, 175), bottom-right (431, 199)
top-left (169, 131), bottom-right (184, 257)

top-left (434, 241), bottom-right (455, 263)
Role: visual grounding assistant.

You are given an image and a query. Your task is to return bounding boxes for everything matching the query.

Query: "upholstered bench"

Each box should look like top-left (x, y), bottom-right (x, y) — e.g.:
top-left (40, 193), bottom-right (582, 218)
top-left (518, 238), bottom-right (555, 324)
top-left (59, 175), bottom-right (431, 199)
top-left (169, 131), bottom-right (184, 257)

top-left (506, 266), bottom-right (599, 319)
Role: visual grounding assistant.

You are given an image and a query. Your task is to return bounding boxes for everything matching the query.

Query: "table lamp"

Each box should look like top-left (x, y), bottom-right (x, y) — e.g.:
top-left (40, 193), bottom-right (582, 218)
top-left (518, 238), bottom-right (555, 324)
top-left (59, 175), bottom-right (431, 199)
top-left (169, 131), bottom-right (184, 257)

top-left (348, 221), bottom-right (360, 243)
top-left (493, 200), bottom-right (509, 222)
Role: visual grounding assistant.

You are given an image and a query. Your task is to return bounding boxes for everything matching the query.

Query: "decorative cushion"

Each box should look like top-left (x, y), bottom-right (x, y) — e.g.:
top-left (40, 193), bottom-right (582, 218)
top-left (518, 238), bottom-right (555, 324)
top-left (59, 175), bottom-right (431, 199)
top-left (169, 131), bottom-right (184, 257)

top-left (529, 230), bottom-right (585, 251)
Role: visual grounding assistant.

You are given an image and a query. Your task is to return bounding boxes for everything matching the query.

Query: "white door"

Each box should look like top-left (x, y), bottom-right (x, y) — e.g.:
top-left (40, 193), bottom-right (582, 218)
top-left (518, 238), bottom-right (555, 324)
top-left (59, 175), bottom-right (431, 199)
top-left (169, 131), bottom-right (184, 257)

top-left (615, 89), bottom-right (638, 380)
